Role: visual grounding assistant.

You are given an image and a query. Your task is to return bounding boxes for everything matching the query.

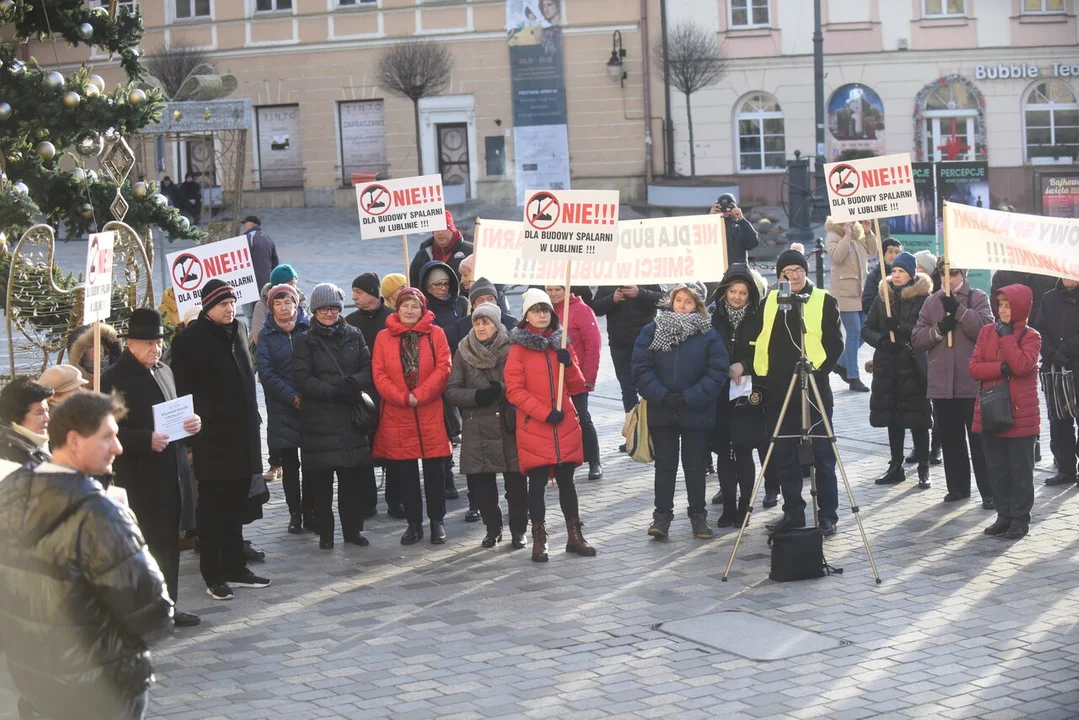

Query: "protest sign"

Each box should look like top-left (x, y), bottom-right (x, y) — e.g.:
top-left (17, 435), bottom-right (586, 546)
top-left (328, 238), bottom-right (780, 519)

top-left (522, 189), bottom-right (619, 260)
top-left (824, 152), bottom-right (918, 222)
top-left (473, 216), bottom-right (727, 285)
top-left (355, 174), bottom-right (447, 240)
top-left (83, 231), bottom-right (114, 325)
top-left (166, 235), bottom-right (260, 318)
top-left (944, 202), bottom-right (1079, 281)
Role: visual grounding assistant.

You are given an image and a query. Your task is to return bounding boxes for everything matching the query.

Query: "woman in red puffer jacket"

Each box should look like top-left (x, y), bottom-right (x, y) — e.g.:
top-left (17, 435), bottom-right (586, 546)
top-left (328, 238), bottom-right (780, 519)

top-left (969, 283), bottom-right (1041, 541)
top-left (504, 288), bottom-right (597, 563)
top-left (373, 288), bottom-right (452, 546)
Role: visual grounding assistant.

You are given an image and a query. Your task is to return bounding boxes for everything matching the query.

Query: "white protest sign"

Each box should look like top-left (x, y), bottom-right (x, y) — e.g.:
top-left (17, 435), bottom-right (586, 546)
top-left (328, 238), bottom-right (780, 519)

top-left (355, 173), bottom-right (447, 239)
top-left (824, 152), bottom-right (919, 222)
top-left (944, 202), bottom-right (1079, 281)
top-left (474, 215), bottom-right (727, 285)
top-left (522, 189), bottom-right (620, 261)
top-left (166, 235), bottom-right (260, 319)
top-left (83, 231), bottom-right (115, 324)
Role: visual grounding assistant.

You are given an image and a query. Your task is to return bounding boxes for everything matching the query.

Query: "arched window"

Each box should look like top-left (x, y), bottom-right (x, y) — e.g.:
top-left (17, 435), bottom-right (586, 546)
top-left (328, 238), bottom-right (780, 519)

top-left (1024, 80), bottom-right (1079, 163)
top-left (736, 93), bottom-right (785, 172)
top-left (913, 75), bottom-right (986, 162)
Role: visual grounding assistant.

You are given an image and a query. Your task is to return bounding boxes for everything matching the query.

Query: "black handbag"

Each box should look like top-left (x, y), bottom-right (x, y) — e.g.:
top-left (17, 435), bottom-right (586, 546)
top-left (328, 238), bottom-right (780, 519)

top-left (425, 335), bottom-right (462, 438)
top-left (768, 528), bottom-right (840, 582)
top-left (978, 380), bottom-right (1013, 435)
top-left (312, 333), bottom-right (379, 433)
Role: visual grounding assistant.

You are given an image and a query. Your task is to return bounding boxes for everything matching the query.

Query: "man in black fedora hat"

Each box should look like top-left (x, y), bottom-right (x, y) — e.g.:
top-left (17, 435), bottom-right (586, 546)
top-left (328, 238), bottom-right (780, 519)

top-left (101, 307), bottom-right (203, 627)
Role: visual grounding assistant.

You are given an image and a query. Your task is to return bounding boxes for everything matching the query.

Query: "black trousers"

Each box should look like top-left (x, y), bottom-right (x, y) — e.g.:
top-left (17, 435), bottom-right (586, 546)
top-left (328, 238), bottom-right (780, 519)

top-left (470, 471), bottom-right (527, 534)
top-left (934, 398), bottom-right (989, 499)
top-left (758, 445), bottom-right (780, 495)
top-left (146, 531), bottom-right (180, 606)
top-left (196, 477), bottom-right (248, 586)
top-left (889, 425), bottom-right (928, 464)
top-left (983, 434), bottom-right (1036, 529)
top-left (391, 458), bottom-right (447, 527)
top-left (525, 463), bottom-right (579, 524)
top-left (572, 393), bottom-right (600, 464)
top-left (278, 447), bottom-right (310, 516)
top-left (1049, 413), bottom-right (1079, 477)
top-left (609, 343), bottom-right (638, 413)
top-left (720, 443), bottom-right (756, 515)
top-left (651, 425), bottom-right (709, 517)
top-left (383, 461), bottom-right (402, 508)
top-left (306, 464), bottom-right (370, 541)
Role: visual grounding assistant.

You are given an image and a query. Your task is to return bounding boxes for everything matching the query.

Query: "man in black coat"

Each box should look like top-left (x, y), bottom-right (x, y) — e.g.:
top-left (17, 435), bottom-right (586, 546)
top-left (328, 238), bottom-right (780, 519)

top-left (709, 193), bottom-right (760, 266)
top-left (242, 215), bottom-right (280, 318)
top-left (0, 392), bottom-right (172, 720)
top-left (170, 279), bottom-right (270, 601)
top-left (409, 209), bottom-right (473, 288)
top-left (593, 283), bottom-right (665, 413)
top-left (102, 308), bottom-right (202, 628)
top-left (1035, 277), bottom-right (1079, 486)
top-left (346, 272), bottom-right (394, 350)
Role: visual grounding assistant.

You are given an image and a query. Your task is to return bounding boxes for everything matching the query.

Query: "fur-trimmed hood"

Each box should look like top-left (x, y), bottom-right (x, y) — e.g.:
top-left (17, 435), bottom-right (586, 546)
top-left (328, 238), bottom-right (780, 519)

top-left (68, 323), bottom-right (121, 380)
top-left (825, 216), bottom-right (865, 240)
top-left (509, 326), bottom-right (565, 351)
top-left (879, 271), bottom-right (932, 302)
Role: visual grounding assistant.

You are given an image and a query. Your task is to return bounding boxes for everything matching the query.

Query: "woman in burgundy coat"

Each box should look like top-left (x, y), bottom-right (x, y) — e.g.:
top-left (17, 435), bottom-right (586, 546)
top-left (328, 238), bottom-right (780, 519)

top-left (969, 284), bottom-right (1041, 540)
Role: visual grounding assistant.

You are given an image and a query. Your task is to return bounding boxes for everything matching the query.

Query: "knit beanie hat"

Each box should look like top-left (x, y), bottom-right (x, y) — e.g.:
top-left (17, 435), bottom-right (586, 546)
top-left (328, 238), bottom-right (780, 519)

top-left (471, 302), bottom-right (502, 326)
top-left (881, 237), bottom-right (903, 254)
top-left (775, 249), bottom-right (809, 277)
top-left (268, 283), bottom-right (300, 307)
top-left (352, 272), bottom-right (381, 298)
top-left (395, 287), bottom-right (427, 313)
top-left (425, 266), bottom-right (452, 289)
top-left (309, 282), bottom-right (345, 312)
top-left (444, 209), bottom-right (457, 234)
top-left (469, 278), bottom-right (498, 306)
top-left (914, 250), bottom-right (937, 275)
top-left (380, 273), bottom-right (407, 307)
top-left (892, 251), bottom-right (917, 278)
top-left (269, 264), bottom-right (298, 285)
top-left (459, 254), bottom-right (475, 274)
top-left (521, 288), bottom-right (553, 316)
top-left (201, 278), bottom-right (236, 312)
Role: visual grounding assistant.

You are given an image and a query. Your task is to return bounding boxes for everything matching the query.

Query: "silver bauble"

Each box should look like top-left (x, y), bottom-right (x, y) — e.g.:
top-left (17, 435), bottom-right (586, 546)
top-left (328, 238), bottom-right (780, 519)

top-left (77, 23), bottom-right (93, 40)
top-left (43, 71), bottom-right (65, 90)
top-left (90, 5), bottom-right (108, 16)
top-left (12, 182), bottom-right (28, 196)
top-left (178, 216), bottom-right (191, 231)
top-left (0, 102), bottom-right (11, 121)
top-left (75, 131), bottom-right (104, 157)
top-left (83, 82), bottom-right (100, 99)
top-left (35, 141), bottom-right (56, 161)
top-left (88, 74), bottom-right (105, 92)
top-left (103, 126), bottom-right (120, 143)
top-left (7, 59), bottom-right (25, 77)
top-left (128, 88), bottom-right (147, 106)
top-left (131, 181), bottom-right (148, 199)
top-left (77, 202), bottom-right (94, 219)
top-left (151, 193), bottom-right (168, 207)
top-left (71, 167), bottom-right (87, 184)
top-left (86, 169), bottom-right (98, 182)
top-left (62, 91), bottom-right (81, 108)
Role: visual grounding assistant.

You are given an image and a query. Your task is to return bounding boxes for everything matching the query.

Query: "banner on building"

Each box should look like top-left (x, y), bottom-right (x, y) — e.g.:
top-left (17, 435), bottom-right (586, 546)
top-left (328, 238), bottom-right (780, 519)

top-left (339, 100), bottom-right (386, 184)
top-left (83, 231), bottom-right (114, 325)
top-left (1037, 172), bottom-right (1079, 218)
top-left (945, 202), bottom-right (1079, 281)
top-left (167, 235), bottom-right (260, 318)
top-left (474, 216), bottom-right (726, 285)
top-left (507, 0), bottom-right (569, 205)
top-left (255, 105), bottom-right (303, 189)
top-left (826, 84), bottom-right (885, 162)
top-left (355, 174), bottom-right (447, 239)
top-left (824, 153), bottom-right (918, 222)
top-left (522, 189), bottom-right (619, 260)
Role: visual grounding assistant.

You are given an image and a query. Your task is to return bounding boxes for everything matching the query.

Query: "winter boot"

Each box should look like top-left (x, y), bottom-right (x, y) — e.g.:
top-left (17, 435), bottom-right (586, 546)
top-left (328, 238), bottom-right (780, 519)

top-left (736, 497), bottom-right (751, 527)
top-left (565, 518), bottom-right (596, 556)
top-left (647, 511), bottom-right (672, 538)
top-left (690, 514), bottom-right (714, 539)
top-left (531, 522), bottom-right (548, 562)
top-left (917, 463), bottom-right (931, 489)
top-left (930, 433), bottom-right (943, 465)
top-left (874, 461), bottom-right (906, 485)
top-left (288, 512), bottom-right (303, 535)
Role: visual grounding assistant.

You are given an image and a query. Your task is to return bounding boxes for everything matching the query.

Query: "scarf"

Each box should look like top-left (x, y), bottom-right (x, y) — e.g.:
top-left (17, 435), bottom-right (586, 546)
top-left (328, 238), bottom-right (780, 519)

top-left (649, 311), bottom-right (712, 353)
top-left (458, 326), bottom-right (510, 370)
top-left (276, 312), bottom-right (297, 334)
top-left (400, 331), bottom-right (421, 390)
top-left (724, 300), bottom-right (748, 333)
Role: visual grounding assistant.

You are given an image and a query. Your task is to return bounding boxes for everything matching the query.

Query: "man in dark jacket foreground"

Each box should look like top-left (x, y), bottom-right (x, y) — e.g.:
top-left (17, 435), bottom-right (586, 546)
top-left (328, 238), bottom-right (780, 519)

top-left (1035, 277), bottom-right (1079, 486)
top-left (593, 283), bottom-right (665, 414)
top-left (0, 392), bottom-right (173, 720)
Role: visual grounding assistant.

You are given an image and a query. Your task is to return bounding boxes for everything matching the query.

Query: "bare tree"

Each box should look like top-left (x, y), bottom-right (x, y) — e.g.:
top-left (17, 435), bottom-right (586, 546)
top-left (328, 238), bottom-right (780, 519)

top-left (146, 42), bottom-right (212, 99)
top-left (376, 39), bottom-right (454, 175)
top-left (652, 22), bottom-right (728, 176)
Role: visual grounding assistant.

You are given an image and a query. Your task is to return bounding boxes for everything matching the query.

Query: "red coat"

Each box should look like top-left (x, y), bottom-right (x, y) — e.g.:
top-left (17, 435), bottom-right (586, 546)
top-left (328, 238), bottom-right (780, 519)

top-left (969, 284), bottom-right (1041, 437)
top-left (372, 311), bottom-right (453, 460)
top-left (504, 327), bottom-right (587, 473)
top-left (553, 294), bottom-right (602, 388)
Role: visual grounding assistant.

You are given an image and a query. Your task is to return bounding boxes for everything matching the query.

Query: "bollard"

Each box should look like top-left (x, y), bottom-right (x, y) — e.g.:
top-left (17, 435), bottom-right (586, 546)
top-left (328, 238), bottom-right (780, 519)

top-left (814, 237), bottom-right (825, 288)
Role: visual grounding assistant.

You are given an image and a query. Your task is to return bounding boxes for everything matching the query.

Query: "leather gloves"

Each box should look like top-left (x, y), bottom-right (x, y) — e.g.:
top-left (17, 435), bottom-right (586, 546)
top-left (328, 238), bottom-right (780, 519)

top-left (474, 383), bottom-right (502, 407)
top-left (545, 409), bottom-right (564, 424)
top-left (556, 348), bottom-right (573, 367)
top-left (937, 315), bottom-right (957, 335)
top-left (941, 295), bottom-right (959, 314)
top-left (995, 321), bottom-right (1013, 337)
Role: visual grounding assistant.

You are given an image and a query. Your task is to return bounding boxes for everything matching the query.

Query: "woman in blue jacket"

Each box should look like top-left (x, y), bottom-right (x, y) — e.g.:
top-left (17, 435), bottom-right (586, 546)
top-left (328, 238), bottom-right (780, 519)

top-left (632, 283), bottom-right (729, 540)
top-left (256, 283), bottom-right (311, 534)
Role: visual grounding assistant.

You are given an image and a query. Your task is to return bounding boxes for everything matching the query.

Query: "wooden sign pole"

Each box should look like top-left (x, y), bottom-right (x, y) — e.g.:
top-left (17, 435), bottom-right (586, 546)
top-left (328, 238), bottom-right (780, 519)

top-left (872, 218), bottom-right (896, 344)
top-left (554, 260), bottom-right (571, 412)
top-left (402, 234), bottom-right (410, 283)
top-left (942, 200), bottom-right (954, 348)
top-left (92, 321), bottom-right (101, 392)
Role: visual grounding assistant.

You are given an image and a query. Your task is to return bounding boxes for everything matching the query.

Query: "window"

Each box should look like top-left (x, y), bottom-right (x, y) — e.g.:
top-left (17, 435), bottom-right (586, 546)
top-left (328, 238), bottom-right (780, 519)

top-left (90, 0), bottom-right (136, 13)
top-left (255, 0), bottom-right (291, 9)
top-left (922, 0), bottom-right (965, 17)
top-left (1023, 0), bottom-right (1064, 12)
top-left (1025, 80), bottom-right (1079, 162)
top-left (730, 0), bottom-right (769, 28)
top-left (338, 0), bottom-right (378, 5)
top-left (175, 0), bottom-right (210, 19)
top-left (736, 93), bottom-right (785, 172)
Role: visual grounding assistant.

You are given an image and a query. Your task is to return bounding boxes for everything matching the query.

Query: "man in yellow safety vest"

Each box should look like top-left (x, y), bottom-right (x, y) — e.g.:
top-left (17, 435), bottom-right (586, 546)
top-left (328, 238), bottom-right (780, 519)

top-left (753, 249), bottom-right (845, 536)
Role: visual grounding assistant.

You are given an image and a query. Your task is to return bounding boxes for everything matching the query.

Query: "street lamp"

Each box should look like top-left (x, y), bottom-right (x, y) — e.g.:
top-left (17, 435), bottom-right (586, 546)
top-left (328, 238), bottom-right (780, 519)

top-left (607, 30), bottom-right (627, 86)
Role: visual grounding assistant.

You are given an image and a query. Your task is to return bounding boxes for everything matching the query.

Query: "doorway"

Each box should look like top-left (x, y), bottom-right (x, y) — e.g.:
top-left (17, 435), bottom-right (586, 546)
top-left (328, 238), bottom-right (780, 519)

top-left (924, 114), bottom-right (976, 162)
top-left (437, 123), bottom-right (470, 201)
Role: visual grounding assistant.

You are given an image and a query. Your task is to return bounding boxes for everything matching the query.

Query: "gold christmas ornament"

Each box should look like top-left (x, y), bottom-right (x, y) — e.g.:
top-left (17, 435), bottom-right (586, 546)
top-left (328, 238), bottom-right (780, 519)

top-left (203, 107), bottom-right (212, 120)
top-left (83, 82), bottom-right (100, 99)
top-left (35, 141), bottom-right (56, 161)
top-left (172, 109), bottom-right (182, 122)
top-left (88, 74), bottom-right (106, 92)
top-left (6, 150), bottom-right (22, 165)
top-left (62, 91), bottom-right (81, 108)
top-left (43, 71), bottom-right (65, 90)
top-left (34, 128), bottom-right (48, 139)
top-left (77, 202), bottom-right (94, 219)
top-left (127, 88), bottom-right (147, 106)
top-left (131, 181), bottom-right (148, 199)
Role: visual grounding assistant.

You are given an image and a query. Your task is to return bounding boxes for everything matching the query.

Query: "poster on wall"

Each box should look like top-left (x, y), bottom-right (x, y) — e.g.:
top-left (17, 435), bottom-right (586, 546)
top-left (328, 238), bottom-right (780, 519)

top-left (1037, 172), bottom-right (1079, 218)
top-left (936, 161), bottom-right (989, 219)
top-left (826, 84), bottom-right (885, 162)
top-left (887, 162), bottom-right (936, 252)
top-left (339, 100), bottom-right (386, 184)
top-left (255, 105), bottom-right (303, 189)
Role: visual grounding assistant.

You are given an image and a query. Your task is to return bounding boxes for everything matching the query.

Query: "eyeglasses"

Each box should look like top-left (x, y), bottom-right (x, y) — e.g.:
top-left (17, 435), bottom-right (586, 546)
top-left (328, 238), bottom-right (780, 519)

top-left (948, 269), bottom-right (962, 276)
top-left (428, 281), bottom-right (450, 289)
top-left (315, 307), bottom-right (341, 315)
top-left (781, 267), bottom-right (806, 278)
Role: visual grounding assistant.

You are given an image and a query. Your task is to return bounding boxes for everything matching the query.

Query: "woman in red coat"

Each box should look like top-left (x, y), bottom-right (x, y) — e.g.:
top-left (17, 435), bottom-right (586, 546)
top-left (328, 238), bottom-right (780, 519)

top-left (504, 288), bottom-right (597, 562)
top-left (373, 288), bottom-right (453, 545)
top-left (969, 283), bottom-right (1041, 540)
top-left (547, 284), bottom-right (604, 479)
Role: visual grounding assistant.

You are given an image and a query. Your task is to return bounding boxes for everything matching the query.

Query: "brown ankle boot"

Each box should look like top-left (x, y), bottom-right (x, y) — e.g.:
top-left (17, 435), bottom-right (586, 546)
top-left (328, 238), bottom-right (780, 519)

top-left (531, 522), bottom-right (548, 562)
top-left (565, 518), bottom-right (597, 557)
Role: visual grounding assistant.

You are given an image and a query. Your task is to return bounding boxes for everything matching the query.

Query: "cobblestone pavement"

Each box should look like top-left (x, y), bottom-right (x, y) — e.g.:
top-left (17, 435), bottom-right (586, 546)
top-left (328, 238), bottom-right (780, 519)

top-left (2, 208), bottom-right (1077, 719)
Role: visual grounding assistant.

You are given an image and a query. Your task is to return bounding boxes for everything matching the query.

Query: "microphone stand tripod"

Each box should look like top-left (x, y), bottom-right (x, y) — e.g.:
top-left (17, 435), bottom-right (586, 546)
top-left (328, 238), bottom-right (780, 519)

top-left (721, 295), bottom-right (881, 584)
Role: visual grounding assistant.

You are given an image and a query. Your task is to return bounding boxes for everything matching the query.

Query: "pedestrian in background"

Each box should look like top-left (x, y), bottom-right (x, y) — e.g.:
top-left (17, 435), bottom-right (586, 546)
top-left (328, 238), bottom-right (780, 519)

top-left (593, 283), bottom-right (665, 416)
top-left (409, 210), bottom-right (473, 289)
top-left (825, 218), bottom-right (873, 393)
top-left (381, 273), bottom-right (408, 310)
top-left (1034, 276), bottom-right (1079, 487)
top-left (241, 215), bottom-right (280, 319)
top-left (862, 238), bottom-right (903, 315)
top-left (708, 193), bottom-right (760, 267)
top-left (0, 378), bottom-right (52, 467)
top-left (38, 364), bottom-right (88, 409)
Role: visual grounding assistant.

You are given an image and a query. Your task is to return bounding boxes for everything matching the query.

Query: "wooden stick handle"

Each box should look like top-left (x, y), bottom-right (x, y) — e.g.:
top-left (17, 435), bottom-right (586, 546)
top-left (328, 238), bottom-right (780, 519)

top-left (942, 201), bottom-right (954, 348)
top-left (555, 261), bottom-right (572, 412)
top-left (402, 234), bottom-right (410, 283)
top-left (873, 218), bottom-right (896, 344)
top-left (93, 321), bottom-right (101, 392)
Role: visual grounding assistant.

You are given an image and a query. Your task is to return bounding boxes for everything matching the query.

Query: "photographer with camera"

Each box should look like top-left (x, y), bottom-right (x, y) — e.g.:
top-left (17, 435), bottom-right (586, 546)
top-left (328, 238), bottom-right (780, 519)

top-left (753, 249), bottom-right (844, 536)
top-left (709, 193), bottom-right (760, 267)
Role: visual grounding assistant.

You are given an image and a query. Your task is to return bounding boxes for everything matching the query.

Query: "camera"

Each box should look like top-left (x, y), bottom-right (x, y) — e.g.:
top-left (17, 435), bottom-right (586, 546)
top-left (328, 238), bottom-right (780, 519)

top-left (777, 280), bottom-right (808, 311)
top-left (717, 193), bottom-right (736, 214)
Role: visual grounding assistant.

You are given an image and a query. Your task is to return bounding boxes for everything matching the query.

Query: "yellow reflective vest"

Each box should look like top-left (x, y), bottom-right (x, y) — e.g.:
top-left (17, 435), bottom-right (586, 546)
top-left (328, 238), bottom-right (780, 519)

top-left (753, 287), bottom-right (828, 377)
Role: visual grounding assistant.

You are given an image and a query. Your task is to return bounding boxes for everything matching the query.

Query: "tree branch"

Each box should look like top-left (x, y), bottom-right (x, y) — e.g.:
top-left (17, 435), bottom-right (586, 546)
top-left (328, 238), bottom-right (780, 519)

top-left (651, 21), bottom-right (728, 97)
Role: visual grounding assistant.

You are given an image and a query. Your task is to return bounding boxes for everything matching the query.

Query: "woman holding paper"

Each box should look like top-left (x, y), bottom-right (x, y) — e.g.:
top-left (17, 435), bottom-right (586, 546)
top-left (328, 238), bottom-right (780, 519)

top-left (631, 284), bottom-right (728, 540)
top-left (504, 289), bottom-right (596, 562)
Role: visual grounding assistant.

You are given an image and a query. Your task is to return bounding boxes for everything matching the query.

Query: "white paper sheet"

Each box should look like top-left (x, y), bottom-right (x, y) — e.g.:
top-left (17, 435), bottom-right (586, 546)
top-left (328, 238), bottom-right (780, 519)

top-left (729, 376), bottom-right (753, 401)
top-left (152, 394), bottom-right (195, 442)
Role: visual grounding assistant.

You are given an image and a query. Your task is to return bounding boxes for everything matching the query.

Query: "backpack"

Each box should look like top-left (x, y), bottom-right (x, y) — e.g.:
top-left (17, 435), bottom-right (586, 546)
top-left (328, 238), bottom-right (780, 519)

top-left (621, 398), bottom-right (654, 463)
